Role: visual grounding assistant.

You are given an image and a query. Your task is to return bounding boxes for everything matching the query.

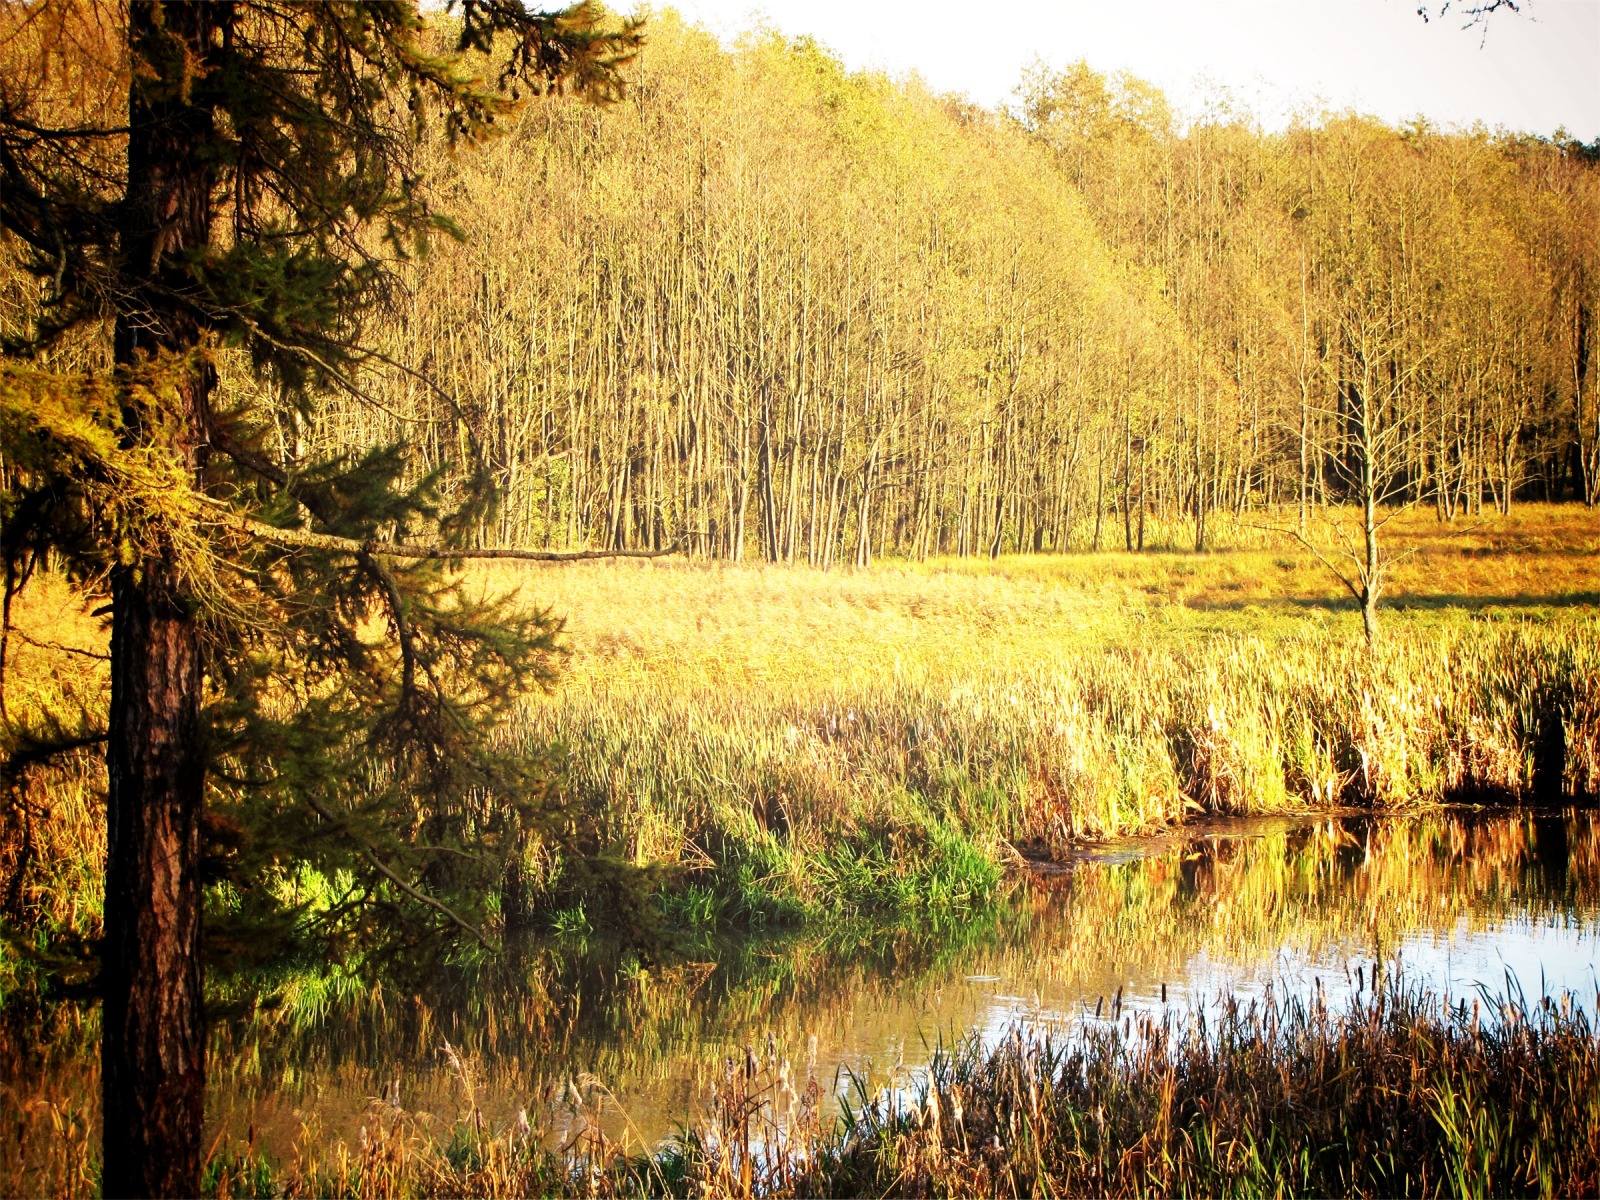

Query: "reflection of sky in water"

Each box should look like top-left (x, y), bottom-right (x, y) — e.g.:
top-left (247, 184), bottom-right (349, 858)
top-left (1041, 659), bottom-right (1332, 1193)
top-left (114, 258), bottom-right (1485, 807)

top-left (818, 911), bottom-right (1600, 1125)
top-left (924, 912), bottom-right (1600, 1073)
top-left (156, 811), bottom-right (1600, 1151)
top-left (811, 813), bottom-right (1600, 1106)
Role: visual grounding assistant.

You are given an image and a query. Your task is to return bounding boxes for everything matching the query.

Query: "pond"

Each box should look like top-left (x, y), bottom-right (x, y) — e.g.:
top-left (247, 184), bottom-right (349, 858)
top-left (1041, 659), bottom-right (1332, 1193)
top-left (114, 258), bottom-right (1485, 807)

top-left (4, 807), bottom-right (1597, 1182)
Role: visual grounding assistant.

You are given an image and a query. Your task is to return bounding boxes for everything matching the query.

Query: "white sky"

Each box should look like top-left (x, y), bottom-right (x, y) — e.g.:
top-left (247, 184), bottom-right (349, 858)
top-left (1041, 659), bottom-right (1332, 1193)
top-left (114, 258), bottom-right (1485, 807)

top-left (648, 0), bottom-right (1600, 139)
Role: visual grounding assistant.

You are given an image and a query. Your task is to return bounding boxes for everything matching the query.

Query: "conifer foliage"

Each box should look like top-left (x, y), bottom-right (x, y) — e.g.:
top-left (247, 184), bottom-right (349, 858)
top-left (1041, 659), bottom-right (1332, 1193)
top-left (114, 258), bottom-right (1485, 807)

top-left (0, 1), bottom-right (640, 1194)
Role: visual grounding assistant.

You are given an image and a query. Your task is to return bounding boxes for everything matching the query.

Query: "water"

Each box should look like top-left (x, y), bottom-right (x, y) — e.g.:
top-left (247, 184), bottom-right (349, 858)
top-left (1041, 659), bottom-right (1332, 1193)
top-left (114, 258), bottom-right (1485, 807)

top-left (5, 808), bottom-right (1598, 1174)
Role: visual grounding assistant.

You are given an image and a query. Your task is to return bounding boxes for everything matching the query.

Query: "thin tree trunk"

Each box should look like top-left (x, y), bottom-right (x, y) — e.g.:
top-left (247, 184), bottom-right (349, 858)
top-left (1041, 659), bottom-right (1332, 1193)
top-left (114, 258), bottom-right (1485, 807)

top-left (1298, 258), bottom-right (1312, 538)
top-left (1361, 491), bottom-right (1381, 646)
top-left (1121, 409), bottom-right (1134, 552)
top-left (1092, 428), bottom-right (1104, 551)
top-left (1357, 365), bottom-right (1382, 650)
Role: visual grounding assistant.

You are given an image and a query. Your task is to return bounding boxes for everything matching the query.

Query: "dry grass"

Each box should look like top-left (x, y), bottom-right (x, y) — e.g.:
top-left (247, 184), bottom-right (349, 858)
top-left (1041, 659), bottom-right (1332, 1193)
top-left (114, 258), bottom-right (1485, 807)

top-left (443, 504), bottom-right (1600, 927)
top-left (494, 504), bottom-right (1600, 694)
top-left (1, 504), bottom-right (1596, 947)
top-left (0, 571), bottom-right (108, 974)
top-left (793, 974), bottom-right (1600, 1199)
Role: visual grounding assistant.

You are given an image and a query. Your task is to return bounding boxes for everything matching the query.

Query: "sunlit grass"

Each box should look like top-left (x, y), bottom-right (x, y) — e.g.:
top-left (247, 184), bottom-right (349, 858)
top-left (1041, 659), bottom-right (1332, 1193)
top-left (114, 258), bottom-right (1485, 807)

top-left (495, 504), bottom-right (1600, 694)
top-left (795, 972), bottom-right (1600, 1199)
top-left (1, 505), bottom-right (1596, 957)
top-left (452, 505), bottom-right (1600, 926)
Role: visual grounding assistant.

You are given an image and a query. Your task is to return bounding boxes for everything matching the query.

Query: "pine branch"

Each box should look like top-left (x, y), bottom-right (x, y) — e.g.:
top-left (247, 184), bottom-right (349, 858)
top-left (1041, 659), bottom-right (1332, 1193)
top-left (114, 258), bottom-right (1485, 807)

top-left (299, 792), bottom-right (490, 947)
top-left (1, 726), bottom-right (108, 791)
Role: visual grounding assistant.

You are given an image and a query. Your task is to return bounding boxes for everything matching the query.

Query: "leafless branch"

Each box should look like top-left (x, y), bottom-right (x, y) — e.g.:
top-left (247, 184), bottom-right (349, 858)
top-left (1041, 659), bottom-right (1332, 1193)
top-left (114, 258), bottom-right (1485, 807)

top-left (1243, 520), bottom-right (1364, 603)
top-left (301, 791), bottom-right (491, 946)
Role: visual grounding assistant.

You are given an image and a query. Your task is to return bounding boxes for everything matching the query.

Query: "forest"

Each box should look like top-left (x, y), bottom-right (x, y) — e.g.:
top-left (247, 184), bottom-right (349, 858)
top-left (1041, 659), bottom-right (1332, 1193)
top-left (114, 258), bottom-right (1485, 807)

top-left (296, 13), bottom-right (1600, 562)
top-left (3, 4), bottom-right (1600, 1198)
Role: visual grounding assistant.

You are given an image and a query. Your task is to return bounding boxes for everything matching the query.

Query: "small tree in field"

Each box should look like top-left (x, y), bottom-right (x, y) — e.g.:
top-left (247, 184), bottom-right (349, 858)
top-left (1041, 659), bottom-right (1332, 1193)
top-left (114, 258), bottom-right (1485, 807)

top-left (1303, 303), bottom-right (1434, 645)
top-left (1281, 118), bottom-right (1437, 648)
top-left (0, 1), bottom-right (639, 1194)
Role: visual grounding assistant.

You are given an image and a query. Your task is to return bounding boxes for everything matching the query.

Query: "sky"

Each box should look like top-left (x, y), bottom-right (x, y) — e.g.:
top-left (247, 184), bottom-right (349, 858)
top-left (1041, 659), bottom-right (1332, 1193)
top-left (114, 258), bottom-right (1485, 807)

top-left (651, 0), bottom-right (1600, 139)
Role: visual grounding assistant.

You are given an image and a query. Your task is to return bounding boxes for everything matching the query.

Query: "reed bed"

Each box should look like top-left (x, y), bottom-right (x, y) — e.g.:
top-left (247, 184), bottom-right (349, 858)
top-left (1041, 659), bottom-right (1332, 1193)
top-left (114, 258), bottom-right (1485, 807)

top-left (505, 616), bottom-right (1600, 924)
top-left (791, 974), bottom-right (1600, 1199)
top-left (192, 972), bottom-right (1600, 1198)
top-left (467, 505), bottom-right (1600, 924)
top-left (3, 507), bottom-right (1597, 953)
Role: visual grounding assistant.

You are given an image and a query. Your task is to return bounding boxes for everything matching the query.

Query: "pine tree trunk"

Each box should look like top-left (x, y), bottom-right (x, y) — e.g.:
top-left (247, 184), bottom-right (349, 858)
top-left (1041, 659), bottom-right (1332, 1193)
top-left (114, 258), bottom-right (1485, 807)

top-left (103, 4), bottom-right (219, 1194)
top-left (103, 567), bottom-right (207, 1199)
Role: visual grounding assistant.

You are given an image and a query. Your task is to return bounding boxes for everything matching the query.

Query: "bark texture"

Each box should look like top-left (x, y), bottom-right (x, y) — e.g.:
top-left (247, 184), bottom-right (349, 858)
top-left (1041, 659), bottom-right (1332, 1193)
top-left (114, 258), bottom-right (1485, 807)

top-left (102, 571), bottom-right (206, 1199)
top-left (102, 3), bottom-right (218, 1195)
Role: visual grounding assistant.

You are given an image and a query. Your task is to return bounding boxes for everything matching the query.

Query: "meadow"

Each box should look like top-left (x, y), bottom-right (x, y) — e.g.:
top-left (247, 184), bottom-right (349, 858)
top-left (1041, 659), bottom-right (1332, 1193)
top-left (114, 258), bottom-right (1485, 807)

top-left (485, 504), bottom-right (1600, 929)
top-left (3, 504), bottom-right (1598, 960)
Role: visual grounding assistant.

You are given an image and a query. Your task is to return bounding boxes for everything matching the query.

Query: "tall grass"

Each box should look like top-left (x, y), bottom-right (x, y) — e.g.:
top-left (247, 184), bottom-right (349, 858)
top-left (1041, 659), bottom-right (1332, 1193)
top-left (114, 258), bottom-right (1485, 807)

top-left (797, 974), bottom-right (1600, 1199)
top-left (505, 616), bottom-right (1599, 922)
top-left (471, 505), bottom-right (1600, 923)
top-left (4, 508), bottom-right (1596, 953)
top-left (0, 572), bottom-right (107, 999)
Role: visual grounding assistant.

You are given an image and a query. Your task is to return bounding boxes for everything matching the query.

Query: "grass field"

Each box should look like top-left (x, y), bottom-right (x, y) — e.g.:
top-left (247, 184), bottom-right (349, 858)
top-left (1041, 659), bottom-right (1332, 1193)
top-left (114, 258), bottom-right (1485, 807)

top-left (506, 505), bottom-right (1600, 691)
top-left (476, 505), bottom-right (1600, 929)
top-left (2, 505), bottom-right (1598, 953)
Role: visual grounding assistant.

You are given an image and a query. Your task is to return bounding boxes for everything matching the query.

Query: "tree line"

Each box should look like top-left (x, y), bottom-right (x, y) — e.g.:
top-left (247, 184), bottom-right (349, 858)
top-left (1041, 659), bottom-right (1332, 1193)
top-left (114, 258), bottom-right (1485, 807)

top-left (293, 16), bottom-right (1600, 563)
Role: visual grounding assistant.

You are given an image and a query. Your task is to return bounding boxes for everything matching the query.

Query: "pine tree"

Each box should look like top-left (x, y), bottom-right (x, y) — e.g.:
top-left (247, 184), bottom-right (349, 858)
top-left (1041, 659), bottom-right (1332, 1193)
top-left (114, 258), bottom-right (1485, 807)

top-left (0, 2), bottom-right (641, 1194)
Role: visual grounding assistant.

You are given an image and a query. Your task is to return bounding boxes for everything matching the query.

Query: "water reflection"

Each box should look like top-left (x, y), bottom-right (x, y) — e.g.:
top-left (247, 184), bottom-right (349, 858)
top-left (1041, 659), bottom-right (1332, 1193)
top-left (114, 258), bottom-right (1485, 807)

top-left (4, 807), bottom-right (1598, 1181)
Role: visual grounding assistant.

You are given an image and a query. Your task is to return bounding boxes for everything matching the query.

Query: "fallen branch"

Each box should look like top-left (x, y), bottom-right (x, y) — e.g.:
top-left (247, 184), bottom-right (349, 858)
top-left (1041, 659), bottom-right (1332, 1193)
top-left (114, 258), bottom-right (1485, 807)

top-left (204, 432), bottom-right (681, 563)
top-left (7, 628), bottom-right (109, 661)
top-left (1243, 519), bottom-right (1364, 603)
top-left (208, 501), bottom-right (679, 563)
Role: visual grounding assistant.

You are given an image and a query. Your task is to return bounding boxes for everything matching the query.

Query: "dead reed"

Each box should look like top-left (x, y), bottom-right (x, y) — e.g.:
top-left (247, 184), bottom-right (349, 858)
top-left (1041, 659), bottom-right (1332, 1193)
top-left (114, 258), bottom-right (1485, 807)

top-left (197, 971), bottom-right (1600, 1198)
top-left (502, 614), bottom-right (1599, 926)
top-left (800, 974), bottom-right (1600, 1199)
top-left (468, 504), bottom-right (1600, 926)
top-left (4, 507), bottom-right (1598, 957)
